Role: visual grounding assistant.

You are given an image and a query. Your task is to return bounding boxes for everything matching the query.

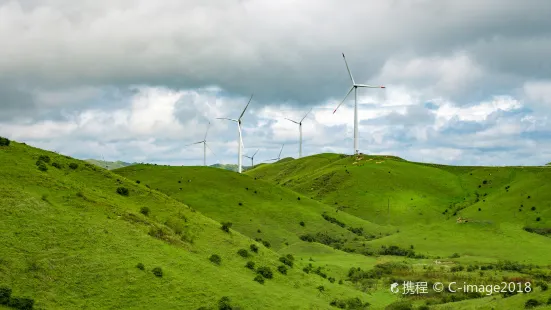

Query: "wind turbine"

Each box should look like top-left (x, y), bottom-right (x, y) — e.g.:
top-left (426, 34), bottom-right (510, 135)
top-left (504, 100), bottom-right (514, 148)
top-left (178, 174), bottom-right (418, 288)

top-left (244, 149), bottom-right (259, 169)
top-left (217, 94), bottom-right (253, 173)
top-left (333, 53), bottom-right (385, 155)
top-left (186, 122), bottom-right (215, 166)
top-left (269, 144), bottom-right (285, 162)
top-left (285, 108), bottom-right (312, 158)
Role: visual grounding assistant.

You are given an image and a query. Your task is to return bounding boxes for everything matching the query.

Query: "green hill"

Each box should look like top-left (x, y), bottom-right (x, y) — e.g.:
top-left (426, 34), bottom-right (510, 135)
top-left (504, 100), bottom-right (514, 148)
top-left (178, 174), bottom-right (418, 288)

top-left (85, 159), bottom-right (136, 170)
top-left (0, 142), bottom-right (372, 309)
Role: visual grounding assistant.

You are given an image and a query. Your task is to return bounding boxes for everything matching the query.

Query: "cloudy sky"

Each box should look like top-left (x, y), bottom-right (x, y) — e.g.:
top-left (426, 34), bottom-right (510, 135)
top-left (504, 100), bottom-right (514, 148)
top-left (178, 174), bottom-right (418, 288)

top-left (1, 0), bottom-right (551, 166)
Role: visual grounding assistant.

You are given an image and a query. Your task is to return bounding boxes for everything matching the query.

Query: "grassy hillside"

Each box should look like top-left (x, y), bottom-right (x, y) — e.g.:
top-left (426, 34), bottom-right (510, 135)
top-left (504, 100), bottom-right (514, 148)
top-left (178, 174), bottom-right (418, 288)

top-left (0, 142), bottom-right (372, 309)
top-left (114, 165), bottom-right (393, 253)
top-left (85, 159), bottom-right (136, 170)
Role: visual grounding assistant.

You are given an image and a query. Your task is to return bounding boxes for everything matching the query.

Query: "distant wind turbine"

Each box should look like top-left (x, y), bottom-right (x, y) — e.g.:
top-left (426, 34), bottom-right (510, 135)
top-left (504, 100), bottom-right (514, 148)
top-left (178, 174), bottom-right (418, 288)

top-left (186, 122), bottom-right (215, 166)
top-left (285, 108), bottom-right (312, 158)
top-left (244, 149), bottom-right (259, 169)
top-left (333, 53), bottom-right (386, 155)
top-left (269, 144), bottom-right (285, 162)
top-left (217, 94), bottom-right (253, 173)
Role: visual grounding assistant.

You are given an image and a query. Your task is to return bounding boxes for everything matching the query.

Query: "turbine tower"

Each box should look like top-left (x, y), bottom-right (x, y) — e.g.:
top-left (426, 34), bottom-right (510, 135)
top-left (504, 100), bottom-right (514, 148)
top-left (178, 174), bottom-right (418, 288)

top-left (217, 94), bottom-right (253, 173)
top-left (244, 149), bottom-right (259, 169)
top-left (333, 53), bottom-right (385, 155)
top-left (285, 108), bottom-right (312, 158)
top-left (269, 144), bottom-right (285, 162)
top-left (186, 122), bottom-right (215, 166)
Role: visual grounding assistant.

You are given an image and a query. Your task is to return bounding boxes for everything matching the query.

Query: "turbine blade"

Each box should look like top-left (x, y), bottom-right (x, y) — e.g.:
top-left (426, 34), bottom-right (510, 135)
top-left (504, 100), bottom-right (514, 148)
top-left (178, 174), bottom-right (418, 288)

top-left (205, 142), bottom-right (219, 161)
top-left (185, 141), bottom-right (204, 147)
top-left (278, 144), bottom-right (284, 158)
top-left (342, 53), bottom-right (355, 85)
top-left (204, 121), bottom-right (211, 140)
top-left (239, 94), bottom-right (253, 121)
top-left (217, 117), bottom-right (238, 122)
top-left (285, 118), bottom-right (299, 124)
top-left (355, 84), bottom-right (386, 88)
top-left (253, 149), bottom-right (259, 157)
top-left (300, 107), bottom-right (312, 123)
top-left (333, 86), bottom-right (354, 114)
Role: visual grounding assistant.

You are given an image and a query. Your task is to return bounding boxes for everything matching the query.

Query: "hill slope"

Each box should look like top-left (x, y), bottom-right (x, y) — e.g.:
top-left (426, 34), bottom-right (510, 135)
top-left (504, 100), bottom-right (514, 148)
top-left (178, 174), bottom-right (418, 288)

top-left (0, 142), bottom-right (370, 309)
top-left (85, 159), bottom-right (136, 170)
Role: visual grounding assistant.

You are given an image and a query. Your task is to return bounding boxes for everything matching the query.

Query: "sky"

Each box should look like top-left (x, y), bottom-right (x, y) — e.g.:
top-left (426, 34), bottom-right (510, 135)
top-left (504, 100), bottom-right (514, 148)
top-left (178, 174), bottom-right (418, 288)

top-left (1, 0), bottom-right (551, 166)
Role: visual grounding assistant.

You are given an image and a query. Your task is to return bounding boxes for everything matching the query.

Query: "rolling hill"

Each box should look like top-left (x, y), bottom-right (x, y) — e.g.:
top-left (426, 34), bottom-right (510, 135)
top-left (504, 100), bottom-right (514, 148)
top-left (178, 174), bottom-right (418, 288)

top-left (0, 141), bottom-right (373, 309)
top-left (85, 159), bottom-right (136, 170)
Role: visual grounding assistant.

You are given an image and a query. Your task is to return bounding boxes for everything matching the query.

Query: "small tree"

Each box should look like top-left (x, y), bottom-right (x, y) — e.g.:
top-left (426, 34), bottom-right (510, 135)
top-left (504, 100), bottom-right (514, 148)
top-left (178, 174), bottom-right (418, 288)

top-left (277, 265), bottom-right (287, 275)
top-left (299, 221), bottom-right (305, 227)
top-left (237, 249), bottom-right (249, 258)
top-left (253, 275), bottom-right (264, 284)
top-left (221, 222), bottom-right (232, 233)
top-left (525, 299), bottom-right (540, 308)
top-left (0, 137), bottom-right (10, 146)
top-left (250, 244), bottom-right (259, 253)
top-left (116, 187), bottom-right (129, 196)
top-left (152, 267), bottom-right (163, 277)
top-left (38, 155), bottom-right (51, 163)
top-left (69, 163), bottom-right (79, 169)
top-left (245, 261), bottom-right (255, 270)
top-left (136, 263), bottom-right (145, 270)
top-left (140, 207), bottom-right (150, 216)
top-left (0, 286), bottom-right (12, 304)
top-left (256, 266), bottom-right (273, 279)
top-left (209, 254), bottom-right (222, 265)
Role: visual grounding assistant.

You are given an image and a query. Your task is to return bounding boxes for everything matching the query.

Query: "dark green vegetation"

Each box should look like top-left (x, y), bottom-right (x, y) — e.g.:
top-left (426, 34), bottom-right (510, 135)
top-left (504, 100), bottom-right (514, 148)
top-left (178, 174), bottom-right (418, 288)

top-left (3, 141), bottom-right (551, 309)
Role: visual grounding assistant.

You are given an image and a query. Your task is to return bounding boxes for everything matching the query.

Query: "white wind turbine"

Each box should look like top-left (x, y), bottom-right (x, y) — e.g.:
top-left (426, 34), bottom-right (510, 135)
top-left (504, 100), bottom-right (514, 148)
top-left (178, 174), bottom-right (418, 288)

top-left (217, 94), bottom-right (253, 173)
top-left (244, 149), bottom-right (259, 169)
top-left (186, 122), bottom-right (215, 166)
top-left (285, 108), bottom-right (312, 158)
top-left (268, 144), bottom-right (285, 162)
top-left (333, 53), bottom-right (386, 155)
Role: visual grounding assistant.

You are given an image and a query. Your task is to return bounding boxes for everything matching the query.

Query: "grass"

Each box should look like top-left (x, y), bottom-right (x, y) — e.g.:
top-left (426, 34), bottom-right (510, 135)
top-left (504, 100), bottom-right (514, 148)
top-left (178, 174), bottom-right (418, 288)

top-left (2, 141), bottom-right (551, 309)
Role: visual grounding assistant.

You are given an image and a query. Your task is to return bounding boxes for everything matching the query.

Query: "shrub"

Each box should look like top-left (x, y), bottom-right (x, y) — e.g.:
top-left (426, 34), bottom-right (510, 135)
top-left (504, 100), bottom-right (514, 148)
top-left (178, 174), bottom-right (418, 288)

top-left (209, 254), bottom-right (222, 265)
top-left (140, 207), bottom-right (150, 216)
top-left (418, 306), bottom-right (430, 310)
top-left (478, 208), bottom-right (481, 211)
top-left (297, 197), bottom-right (300, 200)
top-left (0, 286), bottom-right (12, 304)
top-left (277, 265), bottom-right (288, 275)
top-left (525, 299), bottom-right (540, 308)
top-left (482, 180), bottom-right (487, 184)
top-left (250, 244), bottom-right (258, 253)
top-left (299, 221), bottom-right (305, 227)
top-left (531, 206), bottom-right (536, 211)
top-left (136, 263), bottom-right (145, 270)
top-left (237, 249), bottom-right (249, 258)
top-left (328, 277), bottom-right (335, 283)
top-left (36, 161), bottom-right (48, 172)
top-left (152, 267), bottom-right (163, 277)
top-left (279, 256), bottom-right (294, 268)
top-left (38, 155), bottom-right (51, 163)
top-left (0, 137), bottom-right (10, 146)
top-left (256, 266), bottom-right (273, 279)
top-left (450, 253), bottom-right (460, 258)
top-left (116, 187), bottom-right (129, 196)
top-left (51, 162), bottom-right (62, 169)
top-left (238, 202), bottom-right (243, 206)
top-left (69, 163), bottom-right (79, 169)
top-left (7, 297), bottom-right (35, 310)
top-left (536, 217), bottom-right (541, 221)
top-left (245, 261), bottom-right (255, 270)
top-left (253, 275), bottom-right (264, 284)
top-left (221, 222), bottom-right (232, 233)
top-left (262, 240), bottom-right (271, 248)
top-left (547, 297), bottom-right (551, 305)
top-left (136, 180), bottom-right (141, 184)
top-left (218, 296), bottom-right (233, 310)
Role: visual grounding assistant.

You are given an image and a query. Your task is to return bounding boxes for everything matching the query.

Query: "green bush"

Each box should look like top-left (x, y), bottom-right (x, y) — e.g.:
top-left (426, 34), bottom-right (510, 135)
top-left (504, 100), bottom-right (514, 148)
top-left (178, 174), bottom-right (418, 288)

top-left (261, 240), bottom-right (271, 248)
top-left (277, 265), bottom-right (287, 275)
top-left (136, 263), bottom-right (145, 270)
top-left (547, 297), bottom-right (551, 305)
top-left (253, 275), bottom-right (264, 284)
top-left (7, 297), bottom-right (34, 310)
top-left (250, 244), bottom-right (258, 253)
top-left (279, 256), bottom-right (294, 268)
top-left (38, 155), bottom-right (51, 163)
top-left (221, 222), bottom-right (232, 233)
top-left (256, 266), bottom-right (273, 279)
top-left (51, 162), bottom-right (62, 169)
top-left (36, 161), bottom-right (48, 172)
top-left (116, 187), bottom-right (129, 196)
top-left (525, 299), bottom-right (540, 308)
top-left (245, 261), bottom-right (255, 270)
top-left (136, 180), bottom-right (141, 184)
top-left (152, 267), bottom-right (163, 277)
top-left (209, 254), bottom-right (222, 265)
top-left (69, 163), bottom-right (79, 169)
top-left (237, 249), bottom-right (249, 258)
top-left (299, 221), bottom-right (305, 227)
top-left (140, 207), bottom-right (150, 216)
top-left (0, 286), bottom-right (11, 304)
top-left (218, 296), bottom-right (233, 310)
top-left (0, 137), bottom-right (10, 146)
